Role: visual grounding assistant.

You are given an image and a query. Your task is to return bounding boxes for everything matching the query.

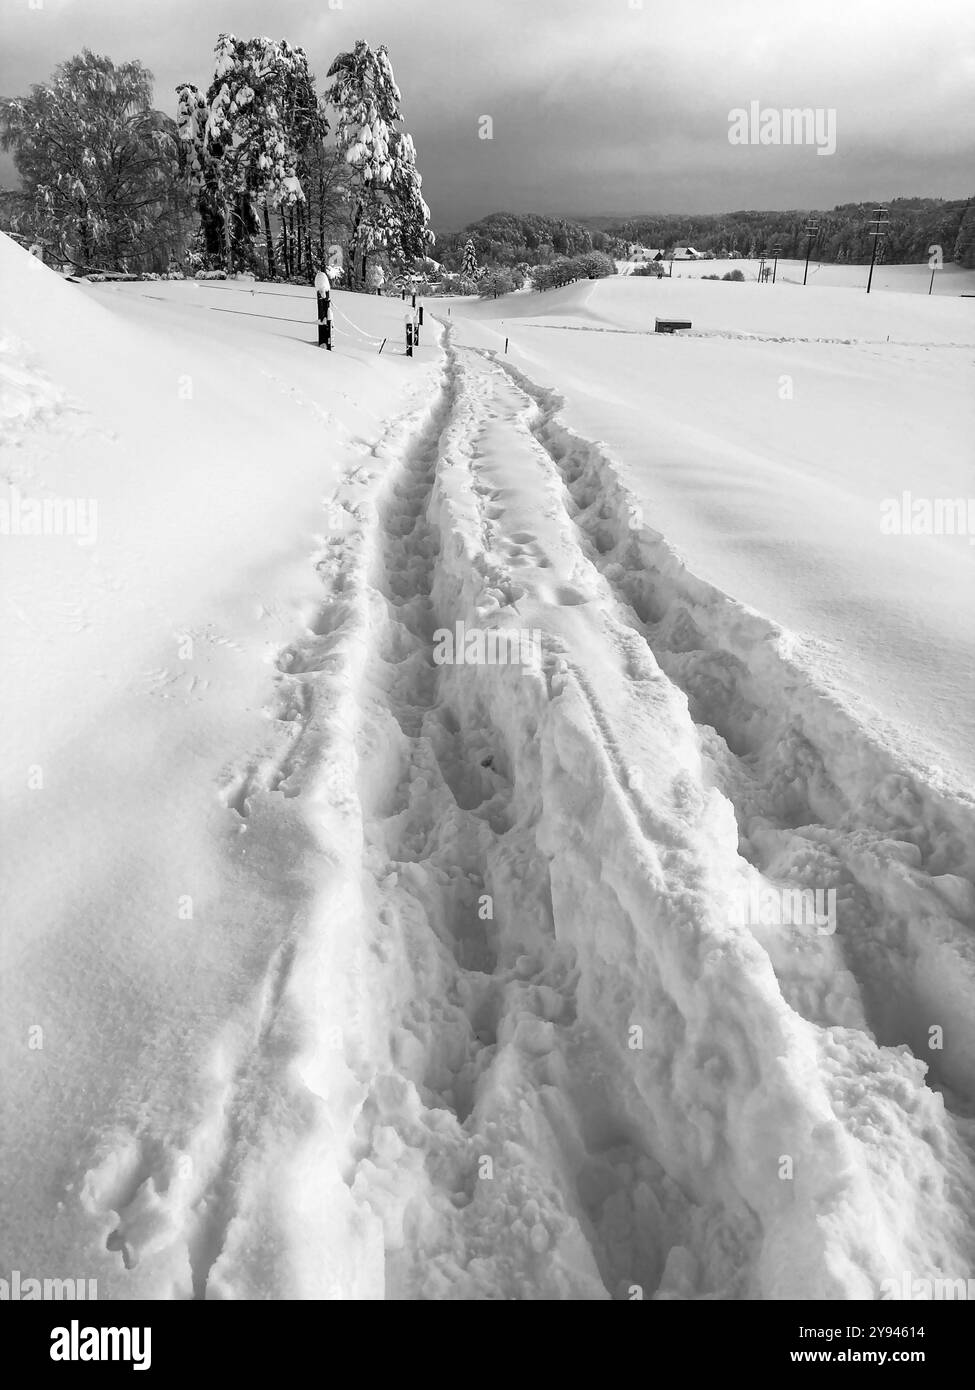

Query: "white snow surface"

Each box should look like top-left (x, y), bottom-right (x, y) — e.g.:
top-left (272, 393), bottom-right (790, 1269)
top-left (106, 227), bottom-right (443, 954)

top-left (449, 274), bottom-right (975, 791)
top-left (2, 236), bottom-right (974, 1300)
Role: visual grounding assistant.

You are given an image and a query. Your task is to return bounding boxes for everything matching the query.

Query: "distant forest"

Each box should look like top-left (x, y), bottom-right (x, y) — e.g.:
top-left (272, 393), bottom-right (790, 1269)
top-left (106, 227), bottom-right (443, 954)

top-left (440, 199), bottom-right (975, 271)
top-left (437, 212), bottom-right (616, 270)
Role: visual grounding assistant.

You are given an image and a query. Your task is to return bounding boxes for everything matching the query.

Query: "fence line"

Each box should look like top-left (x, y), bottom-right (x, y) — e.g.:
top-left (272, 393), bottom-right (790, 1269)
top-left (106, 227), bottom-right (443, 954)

top-left (136, 290), bottom-right (400, 346)
top-left (332, 307), bottom-right (388, 343)
top-left (187, 282), bottom-right (316, 302)
top-left (136, 293), bottom-right (311, 326)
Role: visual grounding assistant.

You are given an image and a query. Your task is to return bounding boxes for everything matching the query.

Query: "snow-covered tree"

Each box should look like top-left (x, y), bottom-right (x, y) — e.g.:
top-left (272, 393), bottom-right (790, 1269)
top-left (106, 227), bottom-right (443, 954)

top-left (2, 51), bottom-right (189, 272)
top-left (575, 250), bottom-right (616, 279)
top-left (306, 114), bottom-right (351, 274)
top-left (326, 40), bottom-right (432, 285)
top-left (176, 81), bottom-right (223, 265)
top-left (177, 35), bottom-right (327, 276)
top-left (953, 203), bottom-right (975, 269)
top-left (478, 267), bottom-right (515, 298)
top-left (462, 237), bottom-right (479, 279)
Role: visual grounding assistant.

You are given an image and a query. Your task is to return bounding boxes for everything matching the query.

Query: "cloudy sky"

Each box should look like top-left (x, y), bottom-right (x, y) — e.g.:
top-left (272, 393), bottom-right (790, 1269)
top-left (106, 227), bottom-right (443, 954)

top-left (2, 0), bottom-right (973, 229)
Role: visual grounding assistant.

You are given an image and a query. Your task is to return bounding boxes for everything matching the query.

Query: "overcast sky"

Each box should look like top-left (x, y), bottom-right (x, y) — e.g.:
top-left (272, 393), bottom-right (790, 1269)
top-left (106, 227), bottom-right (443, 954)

top-left (2, 0), bottom-right (973, 229)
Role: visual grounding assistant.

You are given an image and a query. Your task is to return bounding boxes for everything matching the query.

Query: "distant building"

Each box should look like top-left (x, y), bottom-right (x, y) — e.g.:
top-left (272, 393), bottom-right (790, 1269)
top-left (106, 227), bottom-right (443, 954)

top-left (669, 246), bottom-right (705, 261)
top-left (626, 243), bottom-right (665, 262)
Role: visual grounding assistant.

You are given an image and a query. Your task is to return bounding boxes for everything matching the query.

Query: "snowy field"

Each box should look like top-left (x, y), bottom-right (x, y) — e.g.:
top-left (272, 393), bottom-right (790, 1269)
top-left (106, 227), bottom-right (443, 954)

top-left (616, 256), bottom-right (975, 298)
top-left (453, 274), bottom-right (975, 790)
top-left (2, 234), bottom-right (975, 1300)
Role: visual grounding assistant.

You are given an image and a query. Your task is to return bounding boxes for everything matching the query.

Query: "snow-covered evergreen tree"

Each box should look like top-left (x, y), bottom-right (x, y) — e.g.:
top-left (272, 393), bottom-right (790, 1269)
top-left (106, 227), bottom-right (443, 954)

top-left (462, 237), bottom-right (479, 279)
top-left (386, 129), bottom-right (433, 264)
top-left (178, 35), bottom-right (326, 276)
top-left (326, 40), bottom-right (432, 286)
top-left (175, 81), bottom-right (223, 266)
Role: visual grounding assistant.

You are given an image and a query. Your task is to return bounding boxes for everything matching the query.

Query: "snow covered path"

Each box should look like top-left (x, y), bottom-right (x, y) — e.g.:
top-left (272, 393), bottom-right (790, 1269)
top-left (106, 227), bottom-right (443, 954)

top-left (68, 317), bottom-right (975, 1300)
top-left (448, 278), bottom-right (975, 790)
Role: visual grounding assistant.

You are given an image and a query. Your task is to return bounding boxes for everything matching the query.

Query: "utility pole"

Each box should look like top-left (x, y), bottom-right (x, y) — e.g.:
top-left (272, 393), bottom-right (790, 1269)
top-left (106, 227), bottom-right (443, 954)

top-left (802, 221), bottom-right (819, 286)
top-left (866, 207), bottom-right (889, 295)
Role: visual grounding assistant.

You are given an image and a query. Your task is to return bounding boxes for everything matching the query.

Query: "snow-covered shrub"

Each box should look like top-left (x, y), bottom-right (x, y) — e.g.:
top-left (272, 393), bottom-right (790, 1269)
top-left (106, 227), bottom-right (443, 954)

top-left (575, 251), bottom-right (616, 279)
top-left (722, 269), bottom-right (745, 281)
top-left (533, 258), bottom-right (584, 291)
top-left (479, 268), bottom-right (516, 298)
top-left (139, 272), bottom-right (161, 282)
top-left (195, 270), bottom-right (228, 281)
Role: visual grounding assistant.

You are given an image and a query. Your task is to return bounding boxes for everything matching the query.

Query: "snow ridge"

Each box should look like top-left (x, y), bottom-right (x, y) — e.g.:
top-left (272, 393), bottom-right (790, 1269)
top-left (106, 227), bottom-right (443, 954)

top-left (477, 348), bottom-right (975, 1102)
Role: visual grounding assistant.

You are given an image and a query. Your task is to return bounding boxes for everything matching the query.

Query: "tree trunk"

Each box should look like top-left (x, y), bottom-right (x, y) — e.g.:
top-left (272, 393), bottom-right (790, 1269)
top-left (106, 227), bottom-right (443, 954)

top-left (281, 214), bottom-right (290, 279)
top-left (296, 202), bottom-right (306, 280)
top-left (263, 200), bottom-right (276, 279)
top-left (223, 199), bottom-right (233, 274)
top-left (318, 171), bottom-right (326, 270)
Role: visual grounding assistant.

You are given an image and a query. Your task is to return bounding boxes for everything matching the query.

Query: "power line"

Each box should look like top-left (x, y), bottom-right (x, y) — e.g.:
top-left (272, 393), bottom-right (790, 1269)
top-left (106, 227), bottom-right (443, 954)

top-left (866, 207), bottom-right (889, 295)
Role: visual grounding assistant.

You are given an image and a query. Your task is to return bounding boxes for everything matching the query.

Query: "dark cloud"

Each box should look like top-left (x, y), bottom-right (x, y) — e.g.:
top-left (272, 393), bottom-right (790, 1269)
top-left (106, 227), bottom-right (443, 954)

top-left (1, 0), bottom-right (972, 229)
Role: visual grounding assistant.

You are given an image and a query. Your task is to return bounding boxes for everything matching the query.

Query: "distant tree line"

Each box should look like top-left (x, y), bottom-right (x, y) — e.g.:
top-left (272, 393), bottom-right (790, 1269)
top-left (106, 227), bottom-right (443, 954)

top-left (609, 197), bottom-right (975, 267)
top-left (438, 212), bottom-right (617, 272)
top-left (435, 198), bottom-right (975, 283)
top-left (475, 250), bottom-right (615, 297)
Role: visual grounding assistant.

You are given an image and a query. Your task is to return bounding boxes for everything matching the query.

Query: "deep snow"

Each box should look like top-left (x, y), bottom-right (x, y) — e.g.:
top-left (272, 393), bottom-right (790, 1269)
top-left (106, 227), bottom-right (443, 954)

top-left (2, 238), bottom-right (974, 1299)
top-left (450, 275), bottom-right (975, 791)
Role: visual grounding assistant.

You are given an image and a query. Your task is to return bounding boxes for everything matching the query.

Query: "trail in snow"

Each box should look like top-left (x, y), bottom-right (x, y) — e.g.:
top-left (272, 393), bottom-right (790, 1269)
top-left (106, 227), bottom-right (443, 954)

top-left (79, 318), bottom-right (975, 1300)
top-left (470, 347), bottom-right (975, 1099)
